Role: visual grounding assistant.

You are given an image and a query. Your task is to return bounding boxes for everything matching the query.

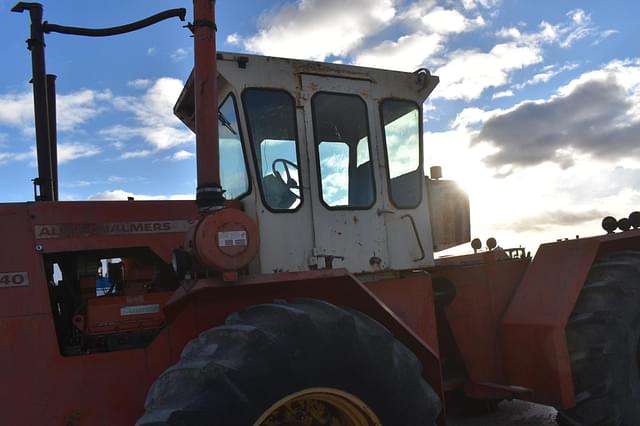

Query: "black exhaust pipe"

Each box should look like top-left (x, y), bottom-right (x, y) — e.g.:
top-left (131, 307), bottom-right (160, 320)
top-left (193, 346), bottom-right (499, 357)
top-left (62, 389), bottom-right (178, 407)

top-left (46, 74), bottom-right (58, 201)
top-left (12, 2), bottom-right (54, 201)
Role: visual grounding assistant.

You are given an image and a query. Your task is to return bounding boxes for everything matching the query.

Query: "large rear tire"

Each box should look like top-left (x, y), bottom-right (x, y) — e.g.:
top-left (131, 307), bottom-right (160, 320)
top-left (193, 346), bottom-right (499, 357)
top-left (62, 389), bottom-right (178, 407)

top-left (137, 298), bottom-right (441, 425)
top-left (557, 252), bottom-right (640, 426)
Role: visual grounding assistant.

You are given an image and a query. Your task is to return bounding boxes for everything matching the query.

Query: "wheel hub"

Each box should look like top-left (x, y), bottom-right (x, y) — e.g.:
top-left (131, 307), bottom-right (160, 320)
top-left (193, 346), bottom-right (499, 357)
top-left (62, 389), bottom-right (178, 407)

top-left (254, 387), bottom-right (381, 426)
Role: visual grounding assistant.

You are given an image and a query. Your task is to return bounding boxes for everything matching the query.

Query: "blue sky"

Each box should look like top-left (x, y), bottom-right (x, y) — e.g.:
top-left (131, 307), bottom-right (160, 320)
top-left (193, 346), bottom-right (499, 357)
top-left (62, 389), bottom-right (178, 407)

top-left (1, 0), bottom-right (639, 251)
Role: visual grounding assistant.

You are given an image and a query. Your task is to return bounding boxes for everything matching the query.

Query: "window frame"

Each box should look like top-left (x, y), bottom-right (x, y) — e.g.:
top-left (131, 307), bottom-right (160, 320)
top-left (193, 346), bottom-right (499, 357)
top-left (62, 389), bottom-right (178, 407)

top-left (241, 87), bottom-right (304, 213)
top-left (379, 97), bottom-right (424, 209)
top-left (311, 91), bottom-right (377, 211)
top-left (218, 92), bottom-right (252, 201)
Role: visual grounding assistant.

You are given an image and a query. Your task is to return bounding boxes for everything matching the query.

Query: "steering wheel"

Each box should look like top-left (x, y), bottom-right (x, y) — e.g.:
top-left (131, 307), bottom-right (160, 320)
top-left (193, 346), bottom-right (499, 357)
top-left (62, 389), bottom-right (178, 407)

top-left (271, 158), bottom-right (300, 198)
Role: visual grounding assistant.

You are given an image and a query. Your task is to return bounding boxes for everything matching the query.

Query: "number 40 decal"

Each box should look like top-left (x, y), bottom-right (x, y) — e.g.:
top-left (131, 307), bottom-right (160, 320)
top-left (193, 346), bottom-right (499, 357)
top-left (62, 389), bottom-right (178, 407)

top-left (0, 272), bottom-right (30, 288)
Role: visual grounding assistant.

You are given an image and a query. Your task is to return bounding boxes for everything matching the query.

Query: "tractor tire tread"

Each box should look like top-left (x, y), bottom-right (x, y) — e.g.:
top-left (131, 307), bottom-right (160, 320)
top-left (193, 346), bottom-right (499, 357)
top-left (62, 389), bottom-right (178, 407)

top-left (137, 298), bottom-right (440, 426)
top-left (556, 251), bottom-right (640, 426)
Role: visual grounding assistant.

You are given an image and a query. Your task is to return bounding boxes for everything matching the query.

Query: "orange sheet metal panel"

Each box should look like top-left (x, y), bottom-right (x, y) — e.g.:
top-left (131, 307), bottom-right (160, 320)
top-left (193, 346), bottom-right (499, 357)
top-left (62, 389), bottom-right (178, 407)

top-left (165, 270), bottom-right (446, 425)
top-left (501, 238), bottom-right (600, 408)
top-left (86, 292), bottom-right (171, 334)
top-left (0, 203), bottom-right (52, 318)
top-left (0, 268), bottom-right (444, 424)
top-left (366, 274), bottom-right (440, 355)
top-left (432, 254), bottom-right (528, 387)
top-left (27, 200), bottom-right (199, 261)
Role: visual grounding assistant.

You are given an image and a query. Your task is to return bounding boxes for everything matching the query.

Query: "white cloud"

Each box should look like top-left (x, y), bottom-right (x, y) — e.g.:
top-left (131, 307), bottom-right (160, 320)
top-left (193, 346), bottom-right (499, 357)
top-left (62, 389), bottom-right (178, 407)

top-left (88, 189), bottom-right (193, 201)
top-left (61, 180), bottom-right (95, 188)
top-left (421, 7), bottom-right (485, 35)
top-left (233, 0), bottom-right (396, 61)
top-left (0, 91), bottom-right (33, 130)
top-left (0, 88), bottom-right (111, 133)
top-left (169, 150), bottom-right (194, 161)
top-left (495, 27), bottom-right (522, 39)
top-left (354, 33), bottom-right (443, 71)
top-left (451, 107), bottom-right (496, 129)
top-left (492, 90), bottom-right (514, 99)
top-left (102, 78), bottom-right (193, 152)
top-left (127, 79), bottom-right (152, 90)
top-left (433, 8), bottom-right (601, 102)
top-left (170, 47), bottom-right (189, 62)
top-left (226, 33), bottom-right (241, 45)
top-left (514, 63), bottom-right (579, 89)
top-left (592, 29), bottom-right (619, 46)
top-left (119, 150), bottom-right (153, 160)
top-left (56, 90), bottom-right (112, 131)
top-left (0, 149), bottom-right (34, 166)
top-left (433, 42), bottom-right (542, 100)
top-left (355, 2), bottom-right (488, 71)
top-left (498, 9), bottom-right (598, 49)
top-left (89, 189), bottom-right (165, 201)
top-left (557, 59), bottom-right (640, 99)
top-left (107, 175), bottom-right (145, 183)
top-left (560, 9), bottom-right (594, 48)
top-left (461, 0), bottom-right (499, 10)
top-left (57, 142), bottom-right (101, 163)
top-left (147, 47), bottom-right (157, 56)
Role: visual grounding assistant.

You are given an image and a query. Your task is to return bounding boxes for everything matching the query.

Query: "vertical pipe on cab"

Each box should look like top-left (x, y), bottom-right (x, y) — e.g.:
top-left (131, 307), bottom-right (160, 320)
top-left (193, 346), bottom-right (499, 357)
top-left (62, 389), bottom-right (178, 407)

top-left (46, 74), bottom-right (58, 201)
top-left (13, 2), bottom-right (54, 201)
top-left (192, 0), bottom-right (224, 210)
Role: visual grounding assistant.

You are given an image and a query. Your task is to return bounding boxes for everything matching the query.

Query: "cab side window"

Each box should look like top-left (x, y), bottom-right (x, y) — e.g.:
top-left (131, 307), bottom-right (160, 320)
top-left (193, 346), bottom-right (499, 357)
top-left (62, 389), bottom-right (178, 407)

top-left (219, 94), bottom-right (249, 199)
top-left (312, 92), bottom-right (375, 209)
top-left (243, 89), bottom-right (301, 211)
top-left (382, 99), bottom-right (421, 208)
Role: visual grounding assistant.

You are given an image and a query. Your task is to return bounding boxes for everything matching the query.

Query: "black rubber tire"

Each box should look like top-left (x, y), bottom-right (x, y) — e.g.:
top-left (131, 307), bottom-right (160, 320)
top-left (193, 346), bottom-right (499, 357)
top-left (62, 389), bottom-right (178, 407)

top-left (557, 251), bottom-right (640, 426)
top-left (137, 298), bottom-right (441, 426)
top-left (445, 390), bottom-right (501, 417)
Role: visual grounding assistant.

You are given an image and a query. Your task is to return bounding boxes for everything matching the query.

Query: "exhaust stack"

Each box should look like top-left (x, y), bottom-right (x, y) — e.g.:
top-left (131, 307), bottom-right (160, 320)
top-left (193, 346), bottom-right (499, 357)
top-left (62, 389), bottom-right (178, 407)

top-left (192, 0), bottom-right (225, 211)
top-left (12, 1), bottom-right (186, 202)
top-left (12, 2), bottom-right (54, 201)
top-left (47, 74), bottom-right (58, 201)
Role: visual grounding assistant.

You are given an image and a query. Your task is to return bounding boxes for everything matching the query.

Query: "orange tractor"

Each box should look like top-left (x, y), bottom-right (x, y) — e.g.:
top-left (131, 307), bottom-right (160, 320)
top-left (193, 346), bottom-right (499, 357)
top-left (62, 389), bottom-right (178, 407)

top-left (3, 2), bottom-right (640, 425)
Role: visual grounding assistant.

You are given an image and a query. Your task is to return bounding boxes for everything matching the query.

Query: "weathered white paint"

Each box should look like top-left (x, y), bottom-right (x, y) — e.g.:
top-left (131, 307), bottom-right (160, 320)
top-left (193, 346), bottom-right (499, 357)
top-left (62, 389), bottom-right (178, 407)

top-left (178, 52), bottom-right (452, 273)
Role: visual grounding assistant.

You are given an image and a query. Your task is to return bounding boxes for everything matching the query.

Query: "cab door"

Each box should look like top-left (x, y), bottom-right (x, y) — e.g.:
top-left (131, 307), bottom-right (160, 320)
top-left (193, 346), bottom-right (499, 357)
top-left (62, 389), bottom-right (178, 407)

top-left (300, 74), bottom-right (389, 272)
top-left (239, 86), bottom-right (315, 273)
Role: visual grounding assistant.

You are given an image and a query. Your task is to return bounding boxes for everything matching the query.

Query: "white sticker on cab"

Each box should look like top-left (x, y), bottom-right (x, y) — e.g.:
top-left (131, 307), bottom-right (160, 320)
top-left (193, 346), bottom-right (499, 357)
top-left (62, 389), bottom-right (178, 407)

top-left (218, 230), bottom-right (248, 247)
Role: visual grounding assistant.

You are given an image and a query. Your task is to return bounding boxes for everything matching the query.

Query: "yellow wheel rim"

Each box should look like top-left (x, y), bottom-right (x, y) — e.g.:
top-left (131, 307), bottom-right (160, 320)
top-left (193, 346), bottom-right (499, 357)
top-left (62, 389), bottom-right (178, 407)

top-left (253, 387), bottom-right (382, 426)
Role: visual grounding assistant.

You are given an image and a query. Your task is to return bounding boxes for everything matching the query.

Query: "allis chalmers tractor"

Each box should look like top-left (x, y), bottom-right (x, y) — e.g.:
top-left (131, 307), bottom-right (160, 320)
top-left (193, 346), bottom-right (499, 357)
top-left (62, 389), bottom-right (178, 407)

top-left (3, 2), bottom-right (640, 425)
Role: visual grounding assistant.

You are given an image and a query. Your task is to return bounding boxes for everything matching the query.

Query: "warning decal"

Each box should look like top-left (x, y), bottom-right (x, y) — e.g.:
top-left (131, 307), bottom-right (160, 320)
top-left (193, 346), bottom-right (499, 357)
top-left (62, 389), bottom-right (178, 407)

top-left (218, 230), bottom-right (248, 247)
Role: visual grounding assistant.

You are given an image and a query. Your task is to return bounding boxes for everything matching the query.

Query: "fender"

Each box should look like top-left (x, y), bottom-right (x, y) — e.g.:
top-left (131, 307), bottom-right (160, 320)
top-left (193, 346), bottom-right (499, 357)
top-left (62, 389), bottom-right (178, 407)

top-left (163, 269), bottom-right (444, 423)
top-left (501, 229), bottom-right (640, 408)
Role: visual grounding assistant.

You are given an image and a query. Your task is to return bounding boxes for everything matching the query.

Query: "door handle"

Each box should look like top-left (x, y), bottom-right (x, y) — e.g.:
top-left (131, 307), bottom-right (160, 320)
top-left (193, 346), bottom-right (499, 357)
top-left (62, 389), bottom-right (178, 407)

top-left (401, 214), bottom-right (425, 262)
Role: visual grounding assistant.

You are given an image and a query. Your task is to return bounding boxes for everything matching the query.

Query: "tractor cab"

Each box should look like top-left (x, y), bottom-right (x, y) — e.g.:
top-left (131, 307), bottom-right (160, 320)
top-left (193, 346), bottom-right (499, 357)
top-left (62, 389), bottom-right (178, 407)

top-left (175, 53), bottom-right (470, 274)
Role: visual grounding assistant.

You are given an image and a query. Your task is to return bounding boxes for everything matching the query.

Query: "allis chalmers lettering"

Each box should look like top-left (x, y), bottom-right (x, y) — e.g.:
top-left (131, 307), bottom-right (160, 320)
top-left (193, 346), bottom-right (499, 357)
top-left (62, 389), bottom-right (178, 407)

top-left (34, 220), bottom-right (192, 239)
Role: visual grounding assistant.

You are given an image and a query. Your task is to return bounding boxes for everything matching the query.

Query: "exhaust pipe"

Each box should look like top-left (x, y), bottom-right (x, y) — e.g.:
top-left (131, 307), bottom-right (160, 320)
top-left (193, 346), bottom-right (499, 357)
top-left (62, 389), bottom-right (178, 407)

top-left (47, 74), bottom-right (58, 201)
top-left (12, 2), bottom-right (54, 201)
top-left (192, 0), bottom-right (225, 211)
top-left (13, 2), bottom-right (186, 202)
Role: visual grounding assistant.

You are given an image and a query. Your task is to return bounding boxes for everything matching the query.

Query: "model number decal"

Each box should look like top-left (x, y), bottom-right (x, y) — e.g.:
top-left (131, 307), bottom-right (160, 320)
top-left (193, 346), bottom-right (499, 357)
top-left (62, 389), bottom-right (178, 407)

top-left (0, 272), bottom-right (29, 288)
